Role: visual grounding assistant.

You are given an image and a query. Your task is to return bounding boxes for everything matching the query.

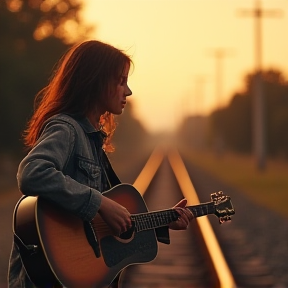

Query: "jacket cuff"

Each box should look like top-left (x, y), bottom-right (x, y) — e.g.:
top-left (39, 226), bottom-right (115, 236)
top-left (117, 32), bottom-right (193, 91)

top-left (80, 188), bottom-right (102, 221)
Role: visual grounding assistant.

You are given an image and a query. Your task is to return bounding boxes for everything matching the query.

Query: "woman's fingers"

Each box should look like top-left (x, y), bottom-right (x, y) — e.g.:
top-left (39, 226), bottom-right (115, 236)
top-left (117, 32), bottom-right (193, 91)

top-left (173, 198), bottom-right (187, 208)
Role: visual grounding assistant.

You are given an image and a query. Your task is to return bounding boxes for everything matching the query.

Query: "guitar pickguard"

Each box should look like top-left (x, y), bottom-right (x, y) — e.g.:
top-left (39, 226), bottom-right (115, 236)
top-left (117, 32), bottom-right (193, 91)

top-left (100, 229), bottom-right (158, 267)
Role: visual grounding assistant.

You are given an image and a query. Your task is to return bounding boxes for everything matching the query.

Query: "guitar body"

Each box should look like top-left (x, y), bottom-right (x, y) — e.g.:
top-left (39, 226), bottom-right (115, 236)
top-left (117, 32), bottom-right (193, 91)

top-left (13, 184), bottom-right (158, 288)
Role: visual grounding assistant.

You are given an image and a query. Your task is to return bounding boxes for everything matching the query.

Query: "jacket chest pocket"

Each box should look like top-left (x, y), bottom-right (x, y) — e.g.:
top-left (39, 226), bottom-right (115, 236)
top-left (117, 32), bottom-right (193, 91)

top-left (76, 157), bottom-right (101, 190)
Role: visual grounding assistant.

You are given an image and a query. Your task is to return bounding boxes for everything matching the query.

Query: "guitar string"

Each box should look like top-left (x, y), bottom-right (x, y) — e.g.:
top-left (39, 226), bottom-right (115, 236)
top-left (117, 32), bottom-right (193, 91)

top-left (131, 210), bottom-right (176, 232)
top-left (131, 203), bottom-right (216, 232)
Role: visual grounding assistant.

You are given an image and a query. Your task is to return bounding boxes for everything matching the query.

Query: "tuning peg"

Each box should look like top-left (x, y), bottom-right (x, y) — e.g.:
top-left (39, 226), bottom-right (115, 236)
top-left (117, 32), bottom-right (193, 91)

top-left (219, 215), bottom-right (232, 224)
top-left (211, 191), bottom-right (226, 203)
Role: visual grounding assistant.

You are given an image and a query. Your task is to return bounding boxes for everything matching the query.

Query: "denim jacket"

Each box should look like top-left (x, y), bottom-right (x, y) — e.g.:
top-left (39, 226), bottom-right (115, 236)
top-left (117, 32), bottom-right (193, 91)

top-left (8, 114), bottom-right (169, 288)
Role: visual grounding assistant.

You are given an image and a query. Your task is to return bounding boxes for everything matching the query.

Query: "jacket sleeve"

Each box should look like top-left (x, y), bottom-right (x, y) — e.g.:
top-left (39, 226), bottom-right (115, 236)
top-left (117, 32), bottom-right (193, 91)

top-left (17, 120), bottom-right (102, 222)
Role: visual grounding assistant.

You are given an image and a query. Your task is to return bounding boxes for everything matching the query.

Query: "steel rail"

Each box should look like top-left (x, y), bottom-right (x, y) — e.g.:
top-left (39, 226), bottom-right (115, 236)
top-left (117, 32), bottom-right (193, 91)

top-left (167, 147), bottom-right (237, 288)
top-left (132, 145), bottom-right (164, 195)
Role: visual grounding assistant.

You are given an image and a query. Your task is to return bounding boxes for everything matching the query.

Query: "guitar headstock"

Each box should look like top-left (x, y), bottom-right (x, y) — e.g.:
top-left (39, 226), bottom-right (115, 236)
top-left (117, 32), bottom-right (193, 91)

top-left (211, 191), bottom-right (235, 224)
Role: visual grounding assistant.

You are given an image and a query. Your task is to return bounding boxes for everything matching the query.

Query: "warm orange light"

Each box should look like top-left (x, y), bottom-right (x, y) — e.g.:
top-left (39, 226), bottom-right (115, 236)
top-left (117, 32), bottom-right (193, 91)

top-left (33, 21), bottom-right (53, 41)
top-left (81, 0), bottom-right (288, 133)
top-left (54, 19), bottom-right (81, 44)
top-left (56, 2), bottom-right (69, 14)
top-left (6, 0), bottom-right (22, 12)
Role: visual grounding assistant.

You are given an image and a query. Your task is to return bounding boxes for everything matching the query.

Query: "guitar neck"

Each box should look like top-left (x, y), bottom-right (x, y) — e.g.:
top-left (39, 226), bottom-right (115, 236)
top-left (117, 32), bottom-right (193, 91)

top-left (131, 202), bottom-right (215, 233)
top-left (187, 202), bottom-right (215, 218)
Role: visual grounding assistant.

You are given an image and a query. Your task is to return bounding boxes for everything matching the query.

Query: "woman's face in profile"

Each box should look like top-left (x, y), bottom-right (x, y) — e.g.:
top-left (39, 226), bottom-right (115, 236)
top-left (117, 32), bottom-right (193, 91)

top-left (100, 63), bottom-right (132, 115)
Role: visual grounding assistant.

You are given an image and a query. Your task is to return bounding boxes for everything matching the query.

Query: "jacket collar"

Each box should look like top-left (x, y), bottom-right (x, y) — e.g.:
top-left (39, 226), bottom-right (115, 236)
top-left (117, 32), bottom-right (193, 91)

top-left (76, 117), bottom-right (108, 138)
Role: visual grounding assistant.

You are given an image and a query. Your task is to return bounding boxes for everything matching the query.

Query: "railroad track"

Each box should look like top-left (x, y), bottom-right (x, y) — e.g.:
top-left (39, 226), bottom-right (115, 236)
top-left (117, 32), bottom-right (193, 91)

top-left (118, 147), bottom-right (236, 288)
top-left (117, 146), bottom-right (280, 288)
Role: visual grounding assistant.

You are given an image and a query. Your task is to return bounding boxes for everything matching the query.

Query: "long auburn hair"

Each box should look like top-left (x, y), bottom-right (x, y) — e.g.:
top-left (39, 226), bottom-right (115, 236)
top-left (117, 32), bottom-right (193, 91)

top-left (24, 40), bottom-right (132, 152)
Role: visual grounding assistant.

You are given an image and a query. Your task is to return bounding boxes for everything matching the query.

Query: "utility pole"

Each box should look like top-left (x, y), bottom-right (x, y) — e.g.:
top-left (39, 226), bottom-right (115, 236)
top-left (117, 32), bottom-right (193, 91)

top-left (194, 75), bottom-right (207, 115)
top-left (208, 48), bottom-right (231, 156)
top-left (208, 48), bottom-right (232, 109)
top-left (190, 75), bottom-right (207, 149)
top-left (238, 0), bottom-right (282, 171)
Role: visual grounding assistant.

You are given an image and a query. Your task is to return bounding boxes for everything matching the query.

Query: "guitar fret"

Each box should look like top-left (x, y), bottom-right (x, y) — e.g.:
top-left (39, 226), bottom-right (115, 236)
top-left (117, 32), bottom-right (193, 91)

top-left (150, 213), bottom-right (157, 228)
top-left (134, 209), bottom-right (176, 232)
top-left (189, 202), bottom-right (215, 217)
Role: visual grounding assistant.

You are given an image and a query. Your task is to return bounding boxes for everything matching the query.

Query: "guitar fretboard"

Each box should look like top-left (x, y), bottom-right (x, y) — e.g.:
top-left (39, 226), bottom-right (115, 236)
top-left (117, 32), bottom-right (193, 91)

top-left (131, 209), bottom-right (178, 232)
top-left (188, 202), bottom-right (215, 218)
top-left (131, 202), bottom-right (215, 233)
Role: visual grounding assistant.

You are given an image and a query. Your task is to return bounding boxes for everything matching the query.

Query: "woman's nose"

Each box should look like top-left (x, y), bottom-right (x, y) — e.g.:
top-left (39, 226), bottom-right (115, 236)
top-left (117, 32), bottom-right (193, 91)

top-left (125, 85), bottom-right (132, 96)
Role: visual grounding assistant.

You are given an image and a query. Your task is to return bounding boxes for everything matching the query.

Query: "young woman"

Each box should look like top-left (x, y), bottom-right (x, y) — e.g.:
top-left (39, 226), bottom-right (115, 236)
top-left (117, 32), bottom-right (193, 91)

top-left (8, 40), bottom-right (193, 288)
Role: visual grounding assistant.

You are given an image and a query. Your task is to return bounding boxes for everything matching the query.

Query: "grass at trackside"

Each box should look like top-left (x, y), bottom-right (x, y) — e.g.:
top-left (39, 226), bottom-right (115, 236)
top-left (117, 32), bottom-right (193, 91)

top-left (180, 147), bottom-right (288, 218)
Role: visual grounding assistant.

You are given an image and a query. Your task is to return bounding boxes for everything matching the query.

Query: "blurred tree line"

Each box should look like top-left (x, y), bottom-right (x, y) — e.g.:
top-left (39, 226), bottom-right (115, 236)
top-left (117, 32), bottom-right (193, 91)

top-left (0, 0), bottom-right (88, 156)
top-left (0, 0), bottom-right (148, 160)
top-left (210, 69), bottom-right (288, 158)
top-left (180, 69), bottom-right (288, 159)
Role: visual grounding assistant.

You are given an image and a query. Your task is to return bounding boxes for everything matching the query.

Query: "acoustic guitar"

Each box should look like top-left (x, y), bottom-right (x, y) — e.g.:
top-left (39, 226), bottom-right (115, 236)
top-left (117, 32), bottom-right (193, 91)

top-left (13, 183), bottom-right (235, 288)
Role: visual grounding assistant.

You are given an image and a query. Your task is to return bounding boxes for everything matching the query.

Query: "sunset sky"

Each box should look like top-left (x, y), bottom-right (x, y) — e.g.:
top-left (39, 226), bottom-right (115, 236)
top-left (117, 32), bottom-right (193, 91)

top-left (81, 0), bottom-right (288, 133)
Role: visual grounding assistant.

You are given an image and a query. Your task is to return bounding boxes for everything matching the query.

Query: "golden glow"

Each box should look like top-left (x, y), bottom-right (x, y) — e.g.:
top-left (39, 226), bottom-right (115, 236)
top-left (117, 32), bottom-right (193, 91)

top-left (56, 2), bottom-right (69, 13)
top-left (40, 1), bottom-right (52, 12)
top-left (6, 0), bottom-right (22, 12)
top-left (40, 0), bottom-right (60, 10)
top-left (28, 0), bottom-right (42, 9)
top-left (40, 0), bottom-right (68, 13)
top-left (54, 19), bottom-right (81, 44)
top-left (81, 0), bottom-right (288, 133)
top-left (33, 21), bottom-right (53, 41)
